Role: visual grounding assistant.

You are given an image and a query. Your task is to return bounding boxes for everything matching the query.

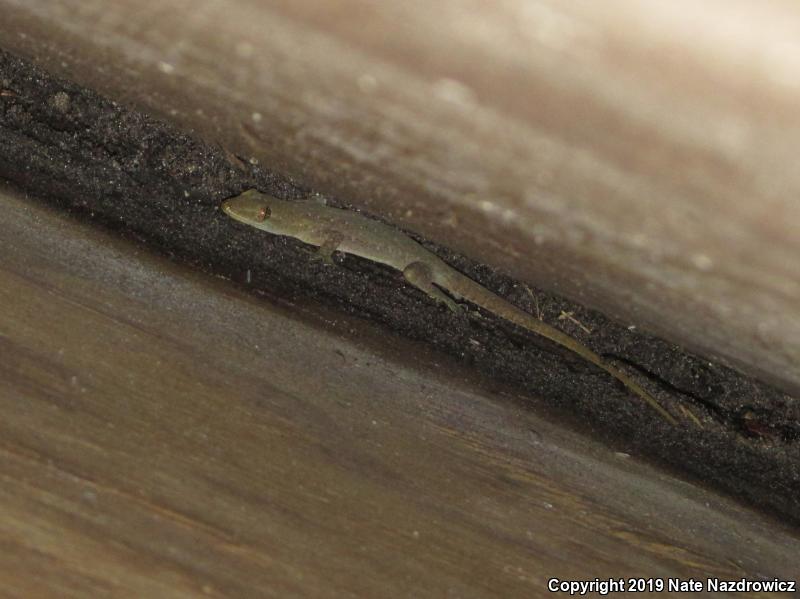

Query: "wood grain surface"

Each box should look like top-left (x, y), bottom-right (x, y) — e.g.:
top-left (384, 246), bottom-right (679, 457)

top-left (1, 189), bottom-right (798, 597)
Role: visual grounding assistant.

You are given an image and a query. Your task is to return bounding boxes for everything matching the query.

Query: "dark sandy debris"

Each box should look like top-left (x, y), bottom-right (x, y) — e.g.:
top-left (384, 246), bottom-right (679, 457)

top-left (1, 48), bottom-right (798, 524)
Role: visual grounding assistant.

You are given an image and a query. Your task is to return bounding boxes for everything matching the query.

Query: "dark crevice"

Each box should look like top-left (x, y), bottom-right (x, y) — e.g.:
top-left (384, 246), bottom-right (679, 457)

top-left (604, 352), bottom-right (728, 421)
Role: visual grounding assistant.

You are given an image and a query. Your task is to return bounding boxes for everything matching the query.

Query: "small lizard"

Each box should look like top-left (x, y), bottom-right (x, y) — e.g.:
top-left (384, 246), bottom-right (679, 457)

top-left (222, 189), bottom-right (676, 424)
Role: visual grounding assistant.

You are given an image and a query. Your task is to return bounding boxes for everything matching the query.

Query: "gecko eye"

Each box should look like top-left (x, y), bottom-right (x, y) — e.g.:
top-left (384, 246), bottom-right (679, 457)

top-left (256, 206), bottom-right (271, 221)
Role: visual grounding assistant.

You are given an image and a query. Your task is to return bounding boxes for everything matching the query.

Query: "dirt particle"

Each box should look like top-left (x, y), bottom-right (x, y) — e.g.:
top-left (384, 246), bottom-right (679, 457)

top-left (49, 91), bottom-right (70, 112)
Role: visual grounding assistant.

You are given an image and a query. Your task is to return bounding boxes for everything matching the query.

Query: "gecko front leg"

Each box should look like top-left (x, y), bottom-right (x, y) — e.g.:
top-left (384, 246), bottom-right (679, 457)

top-left (403, 261), bottom-right (461, 313)
top-left (316, 230), bottom-right (345, 265)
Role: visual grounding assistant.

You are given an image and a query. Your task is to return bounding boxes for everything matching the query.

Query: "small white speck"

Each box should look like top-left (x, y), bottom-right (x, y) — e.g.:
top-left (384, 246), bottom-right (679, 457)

top-left (246, 269), bottom-right (251, 283)
top-left (412, 530), bottom-right (420, 539)
top-left (183, 190), bottom-right (189, 198)
top-left (251, 112), bottom-right (262, 123)
top-left (627, 325), bottom-right (636, 331)
top-left (371, 420), bottom-right (378, 425)
top-left (433, 78), bottom-right (476, 106)
top-left (691, 253), bottom-right (713, 271)
top-left (248, 157), bottom-right (259, 165)
top-left (157, 61), bottom-right (175, 74)
top-left (543, 502), bottom-right (553, 509)
top-left (478, 199), bottom-right (496, 212)
top-left (614, 452), bottom-right (631, 459)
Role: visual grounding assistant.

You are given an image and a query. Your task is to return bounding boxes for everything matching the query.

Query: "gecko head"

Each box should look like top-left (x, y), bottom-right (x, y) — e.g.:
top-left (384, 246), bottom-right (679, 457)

top-left (222, 190), bottom-right (277, 230)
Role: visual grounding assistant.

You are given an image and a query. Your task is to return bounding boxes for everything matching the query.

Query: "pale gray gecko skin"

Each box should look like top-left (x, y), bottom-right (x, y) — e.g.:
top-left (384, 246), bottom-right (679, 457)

top-left (222, 189), bottom-right (676, 424)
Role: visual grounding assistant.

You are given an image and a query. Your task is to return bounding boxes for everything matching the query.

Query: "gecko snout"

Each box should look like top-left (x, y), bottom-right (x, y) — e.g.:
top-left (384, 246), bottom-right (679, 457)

top-left (222, 195), bottom-right (271, 224)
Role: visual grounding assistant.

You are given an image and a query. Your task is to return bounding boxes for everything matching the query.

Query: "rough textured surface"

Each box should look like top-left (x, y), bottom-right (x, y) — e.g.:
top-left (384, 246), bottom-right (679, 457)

top-left (2, 0), bottom-right (799, 396)
top-left (1, 51), bottom-right (799, 525)
top-left (1, 188), bottom-right (799, 596)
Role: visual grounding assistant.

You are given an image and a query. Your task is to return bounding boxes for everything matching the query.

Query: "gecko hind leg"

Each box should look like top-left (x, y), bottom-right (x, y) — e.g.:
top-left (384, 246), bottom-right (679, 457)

top-left (403, 261), bottom-right (461, 313)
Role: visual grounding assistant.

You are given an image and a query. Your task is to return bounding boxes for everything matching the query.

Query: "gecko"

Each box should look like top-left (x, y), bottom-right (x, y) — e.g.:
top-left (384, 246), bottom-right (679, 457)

top-left (222, 189), bottom-right (676, 424)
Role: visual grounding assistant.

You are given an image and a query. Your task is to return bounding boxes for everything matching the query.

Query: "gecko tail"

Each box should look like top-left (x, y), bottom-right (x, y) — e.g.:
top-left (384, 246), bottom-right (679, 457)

top-left (444, 270), bottom-right (677, 425)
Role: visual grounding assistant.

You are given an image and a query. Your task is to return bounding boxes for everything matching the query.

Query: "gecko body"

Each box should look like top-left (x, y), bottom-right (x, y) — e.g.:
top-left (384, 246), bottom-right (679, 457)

top-left (222, 189), bottom-right (675, 424)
